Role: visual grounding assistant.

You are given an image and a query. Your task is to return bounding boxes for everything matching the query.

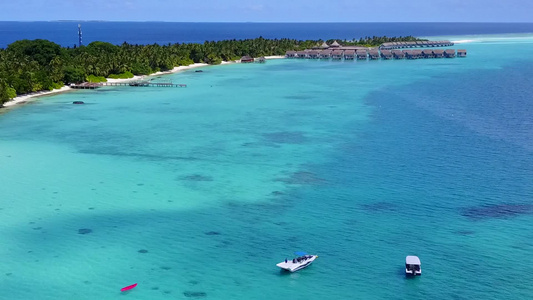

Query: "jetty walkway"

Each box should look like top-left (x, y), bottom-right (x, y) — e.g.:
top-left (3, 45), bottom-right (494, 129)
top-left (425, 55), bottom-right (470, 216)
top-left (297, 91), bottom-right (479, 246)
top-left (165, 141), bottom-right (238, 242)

top-left (71, 80), bottom-right (187, 89)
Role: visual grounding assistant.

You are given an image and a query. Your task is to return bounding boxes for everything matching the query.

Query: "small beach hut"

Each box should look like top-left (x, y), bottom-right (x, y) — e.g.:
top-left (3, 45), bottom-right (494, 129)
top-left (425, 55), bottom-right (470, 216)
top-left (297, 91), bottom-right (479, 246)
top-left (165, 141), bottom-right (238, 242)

top-left (241, 56), bottom-right (254, 63)
top-left (320, 42), bottom-right (329, 49)
top-left (330, 40), bottom-right (341, 47)
top-left (457, 49), bottom-right (467, 57)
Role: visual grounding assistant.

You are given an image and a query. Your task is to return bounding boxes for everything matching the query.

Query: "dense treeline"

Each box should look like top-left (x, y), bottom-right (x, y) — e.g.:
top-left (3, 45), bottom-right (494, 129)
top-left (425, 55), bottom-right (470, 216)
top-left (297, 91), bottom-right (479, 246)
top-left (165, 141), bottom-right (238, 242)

top-left (336, 35), bottom-right (424, 47)
top-left (0, 36), bottom-right (425, 105)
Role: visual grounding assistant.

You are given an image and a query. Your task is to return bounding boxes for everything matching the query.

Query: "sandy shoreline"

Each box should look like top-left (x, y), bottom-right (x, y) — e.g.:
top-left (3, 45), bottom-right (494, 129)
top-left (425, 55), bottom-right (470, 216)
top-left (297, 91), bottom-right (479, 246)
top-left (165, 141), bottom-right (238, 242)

top-left (1, 56), bottom-right (285, 110)
top-left (2, 86), bottom-right (73, 109)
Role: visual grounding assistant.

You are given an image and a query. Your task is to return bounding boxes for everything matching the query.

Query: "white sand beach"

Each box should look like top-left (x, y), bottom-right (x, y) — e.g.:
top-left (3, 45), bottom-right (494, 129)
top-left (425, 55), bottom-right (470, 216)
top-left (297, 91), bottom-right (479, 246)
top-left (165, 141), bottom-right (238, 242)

top-left (2, 86), bottom-right (73, 108)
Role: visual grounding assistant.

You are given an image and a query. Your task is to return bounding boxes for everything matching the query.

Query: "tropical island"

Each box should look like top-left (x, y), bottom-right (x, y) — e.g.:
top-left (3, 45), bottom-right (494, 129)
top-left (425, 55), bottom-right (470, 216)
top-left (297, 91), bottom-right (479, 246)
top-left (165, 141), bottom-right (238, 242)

top-left (0, 36), bottom-right (424, 106)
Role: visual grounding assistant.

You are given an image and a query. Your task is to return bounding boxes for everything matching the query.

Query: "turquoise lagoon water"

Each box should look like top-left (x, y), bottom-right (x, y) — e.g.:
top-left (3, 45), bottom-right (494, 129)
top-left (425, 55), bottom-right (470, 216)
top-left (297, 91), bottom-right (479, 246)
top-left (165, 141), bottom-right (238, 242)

top-left (1, 35), bottom-right (533, 299)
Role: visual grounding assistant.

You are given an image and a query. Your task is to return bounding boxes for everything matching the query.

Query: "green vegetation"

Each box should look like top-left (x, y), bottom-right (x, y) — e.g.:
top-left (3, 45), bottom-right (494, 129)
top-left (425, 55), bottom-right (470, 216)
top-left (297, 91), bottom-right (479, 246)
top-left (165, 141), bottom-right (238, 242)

top-left (0, 36), bottom-right (425, 106)
top-left (108, 71), bottom-right (134, 79)
top-left (86, 74), bottom-right (107, 83)
top-left (332, 35), bottom-right (425, 47)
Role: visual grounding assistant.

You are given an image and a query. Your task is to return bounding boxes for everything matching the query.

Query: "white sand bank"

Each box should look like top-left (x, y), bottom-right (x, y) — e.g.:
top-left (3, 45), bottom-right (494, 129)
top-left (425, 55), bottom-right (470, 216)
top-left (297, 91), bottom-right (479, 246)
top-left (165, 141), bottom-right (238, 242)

top-left (2, 86), bottom-right (73, 108)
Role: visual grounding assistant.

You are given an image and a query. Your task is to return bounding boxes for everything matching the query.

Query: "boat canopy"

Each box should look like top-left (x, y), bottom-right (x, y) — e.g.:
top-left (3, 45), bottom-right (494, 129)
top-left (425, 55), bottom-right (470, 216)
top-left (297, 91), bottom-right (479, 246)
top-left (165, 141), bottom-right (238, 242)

top-left (406, 256), bottom-right (421, 265)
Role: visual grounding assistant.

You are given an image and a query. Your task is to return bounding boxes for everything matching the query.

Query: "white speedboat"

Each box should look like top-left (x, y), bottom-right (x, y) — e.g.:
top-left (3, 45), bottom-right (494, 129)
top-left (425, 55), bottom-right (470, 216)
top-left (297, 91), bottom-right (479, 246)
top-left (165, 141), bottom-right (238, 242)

top-left (277, 254), bottom-right (318, 272)
top-left (405, 256), bottom-right (421, 276)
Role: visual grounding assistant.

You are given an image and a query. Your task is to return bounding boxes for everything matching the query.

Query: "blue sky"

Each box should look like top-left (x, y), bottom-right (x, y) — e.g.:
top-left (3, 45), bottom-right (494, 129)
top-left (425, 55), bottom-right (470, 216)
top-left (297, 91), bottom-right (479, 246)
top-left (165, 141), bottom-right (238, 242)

top-left (1, 0), bottom-right (532, 22)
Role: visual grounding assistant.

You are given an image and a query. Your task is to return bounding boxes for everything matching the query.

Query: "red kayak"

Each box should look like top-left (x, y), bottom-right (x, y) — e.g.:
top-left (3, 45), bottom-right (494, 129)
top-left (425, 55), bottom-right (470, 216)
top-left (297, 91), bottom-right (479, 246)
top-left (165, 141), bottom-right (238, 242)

top-left (121, 283), bottom-right (137, 292)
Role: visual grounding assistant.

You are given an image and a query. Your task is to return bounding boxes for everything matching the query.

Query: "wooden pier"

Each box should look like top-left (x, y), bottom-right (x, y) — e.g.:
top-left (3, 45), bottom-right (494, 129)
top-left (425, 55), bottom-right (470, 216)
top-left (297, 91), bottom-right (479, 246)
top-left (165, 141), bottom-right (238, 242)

top-left (70, 82), bottom-right (102, 89)
top-left (104, 81), bottom-right (187, 87)
top-left (379, 40), bottom-right (454, 50)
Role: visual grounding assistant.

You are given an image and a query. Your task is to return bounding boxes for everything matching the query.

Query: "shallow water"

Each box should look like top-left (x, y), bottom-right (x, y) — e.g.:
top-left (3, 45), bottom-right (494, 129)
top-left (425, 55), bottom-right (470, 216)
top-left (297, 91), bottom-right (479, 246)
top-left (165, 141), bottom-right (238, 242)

top-left (1, 34), bottom-right (533, 299)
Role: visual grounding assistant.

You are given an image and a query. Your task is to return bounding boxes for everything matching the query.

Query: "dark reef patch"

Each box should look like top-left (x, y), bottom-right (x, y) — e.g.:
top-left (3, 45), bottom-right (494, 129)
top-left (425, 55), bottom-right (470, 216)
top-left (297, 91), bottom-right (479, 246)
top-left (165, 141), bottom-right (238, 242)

top-left (361, 202), bottom-right (398, 212)
top-left (184, 291), bottom-right (207, 298)
top-left (461, 204), bottom-right (533, 220)
top-left (271, 191), bottom-right (284, 196)
top-left (204, 231), bottom-right (221, 236)
top-left (138, 249), bottom-right (148, 253)
top-left (263, 131), bottom-right (307, 144)
top-left (32, 227), bottom-right (42, 230)
top-left (275, 171), bottom-right (325, 185)
top-left (78, 228), bottom-right (92, 235)
top-left (284, 94), bottom-right (317, 101)
top-left (151, 287), bottom-right (159, 290)
top-left (454, 230), bottom-right (475, 236)
top-left (180, 174), bottom-right (213, 182)
top-left (160, 266), bottom-right (172, 270)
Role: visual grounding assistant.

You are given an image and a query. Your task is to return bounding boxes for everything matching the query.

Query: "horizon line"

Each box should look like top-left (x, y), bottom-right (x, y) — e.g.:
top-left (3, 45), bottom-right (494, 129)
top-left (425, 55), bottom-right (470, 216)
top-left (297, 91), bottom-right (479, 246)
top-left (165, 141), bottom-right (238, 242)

top-left (2, 20), bottom-right (533, 24)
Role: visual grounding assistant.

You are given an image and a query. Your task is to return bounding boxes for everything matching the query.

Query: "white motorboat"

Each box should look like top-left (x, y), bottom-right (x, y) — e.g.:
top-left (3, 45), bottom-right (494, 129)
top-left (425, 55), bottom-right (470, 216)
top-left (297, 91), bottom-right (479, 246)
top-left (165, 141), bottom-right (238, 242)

top-left (405, 256), bottom-right (421, 276)
top-left (277, 254), bottom-right (318, 272)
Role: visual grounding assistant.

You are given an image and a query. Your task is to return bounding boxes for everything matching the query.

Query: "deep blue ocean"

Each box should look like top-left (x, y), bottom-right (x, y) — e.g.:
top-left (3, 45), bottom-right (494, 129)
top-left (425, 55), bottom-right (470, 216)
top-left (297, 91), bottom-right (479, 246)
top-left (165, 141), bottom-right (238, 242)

top-left (1, 24), bottom-right (533, 299)
top-left (1, 22), bottom-right (533, 48)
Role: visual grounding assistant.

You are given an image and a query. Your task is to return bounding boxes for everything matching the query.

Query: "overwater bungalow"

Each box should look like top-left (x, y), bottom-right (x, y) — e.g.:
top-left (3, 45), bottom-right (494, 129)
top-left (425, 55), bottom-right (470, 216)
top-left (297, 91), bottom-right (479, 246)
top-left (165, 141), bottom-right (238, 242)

top-left (320, 49), bottom-right (332, 59)
top-left (241, 56), bottom-right (254, 63)
top-left (380, 50), bottom-right (393, 59)
top-left (296, 51), bottom-right (308, 58)
top-left (368, 49), bottom-right (380, 60)
top-left (422, 49), bottom-right (435, 58)
top-left (403, 50), bottom-right (414, 59)
top-left (332, 49), bottom-right (344, 60)
top-left (344, 49), bottom-right (355, 60)
top-left (256, 56), bottom-right (266, 63)
top-left (285, 51), bottom-right (296, 58)
top-left (392, 50), bottom-right (405, 59)
top-left (457, 49), bottom-right (467, 57)
top-left (356, 50), bottom-right (368, 60)
top-left (432, 49), bottom-right (444, 58)
top-left (444, 49), bottom-right (456, 58)
top-left (308, 50), bottom-right (320, 59)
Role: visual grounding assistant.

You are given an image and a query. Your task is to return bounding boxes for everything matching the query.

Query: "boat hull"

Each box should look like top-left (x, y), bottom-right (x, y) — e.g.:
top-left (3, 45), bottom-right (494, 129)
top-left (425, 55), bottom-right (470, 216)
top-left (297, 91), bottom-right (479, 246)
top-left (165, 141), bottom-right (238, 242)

top-left (277, 255), bottom-right (318, 272)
